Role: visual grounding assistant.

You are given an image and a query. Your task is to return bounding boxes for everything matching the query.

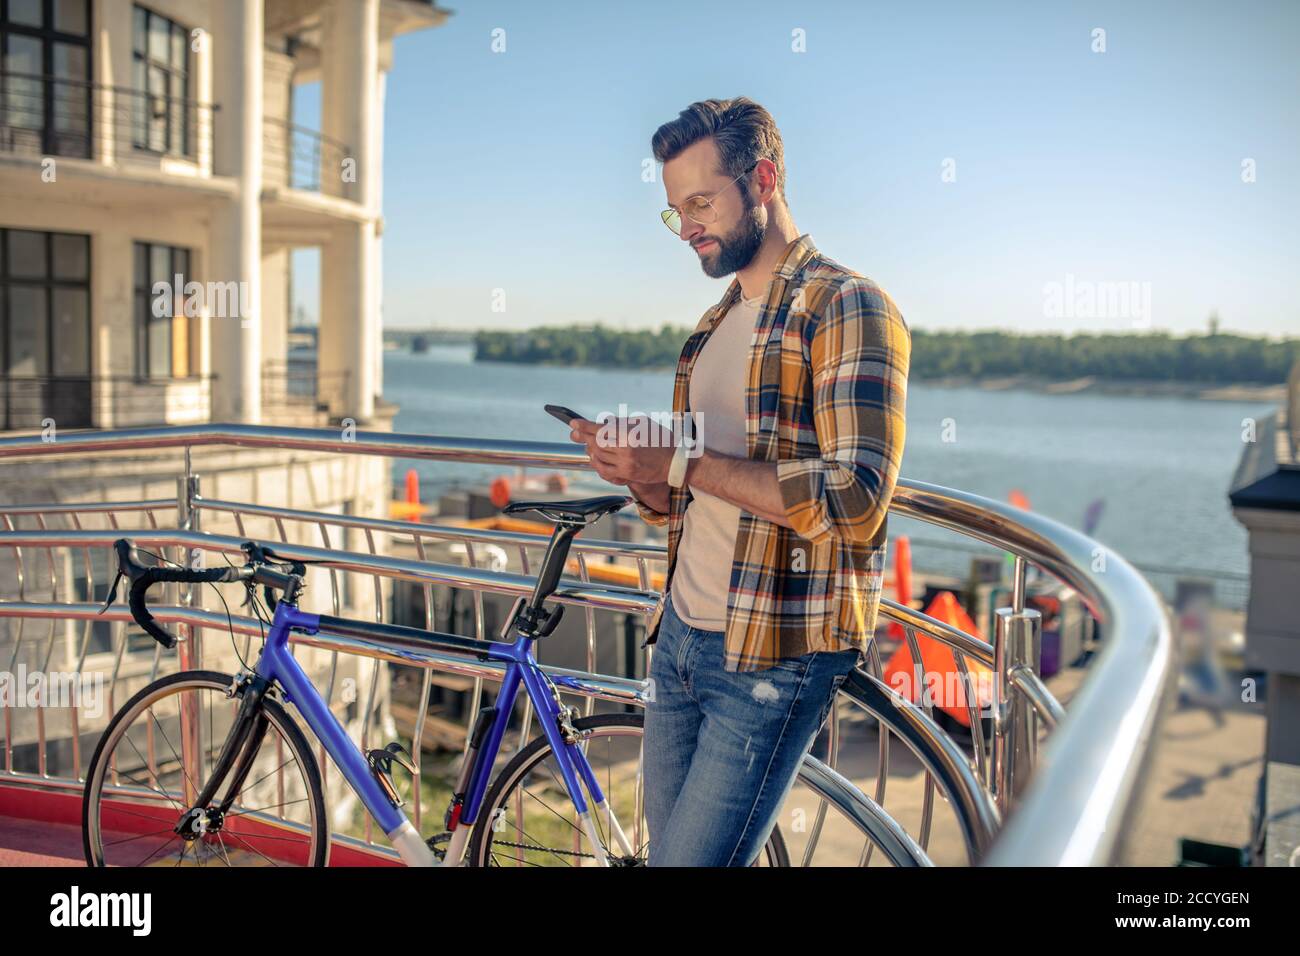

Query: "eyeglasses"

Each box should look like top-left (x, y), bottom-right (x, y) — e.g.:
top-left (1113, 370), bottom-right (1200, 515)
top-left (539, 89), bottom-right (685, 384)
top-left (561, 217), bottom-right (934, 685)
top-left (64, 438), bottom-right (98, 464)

top-left (660, 163), bottom-right (758, 235)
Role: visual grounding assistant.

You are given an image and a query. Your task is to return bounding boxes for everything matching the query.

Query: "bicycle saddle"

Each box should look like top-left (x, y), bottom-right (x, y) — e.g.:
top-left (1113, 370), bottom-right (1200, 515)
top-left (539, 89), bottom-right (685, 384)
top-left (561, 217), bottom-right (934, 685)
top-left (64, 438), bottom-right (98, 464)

top-left (502, 494), bottom-right (631, 523)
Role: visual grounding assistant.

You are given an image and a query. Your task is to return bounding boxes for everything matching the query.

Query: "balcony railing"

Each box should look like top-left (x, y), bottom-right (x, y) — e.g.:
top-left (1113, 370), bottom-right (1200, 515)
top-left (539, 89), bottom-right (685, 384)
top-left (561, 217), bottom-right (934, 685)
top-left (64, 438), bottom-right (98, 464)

top-left (0, 423), bottom-right (1174, 865)
top-left (263, 117), bottom-right (352, 194)
top-left (0, 71), bottom-right (215, 168)
top-left (260, 358), bottom-right (347, 416)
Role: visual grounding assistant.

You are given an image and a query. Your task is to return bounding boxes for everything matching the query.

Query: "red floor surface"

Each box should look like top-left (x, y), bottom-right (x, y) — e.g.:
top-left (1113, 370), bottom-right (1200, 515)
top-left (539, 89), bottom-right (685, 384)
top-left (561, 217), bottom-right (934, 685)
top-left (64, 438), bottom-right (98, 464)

top-left (0, 785), bottom-right (402, 866)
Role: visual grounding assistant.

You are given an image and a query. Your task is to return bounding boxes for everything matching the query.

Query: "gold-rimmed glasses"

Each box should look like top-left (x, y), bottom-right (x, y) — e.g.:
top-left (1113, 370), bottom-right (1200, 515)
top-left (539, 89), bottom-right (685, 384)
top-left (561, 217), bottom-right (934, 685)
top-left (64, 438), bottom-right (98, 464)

top-left (660, 162), bottom-right (757, 235)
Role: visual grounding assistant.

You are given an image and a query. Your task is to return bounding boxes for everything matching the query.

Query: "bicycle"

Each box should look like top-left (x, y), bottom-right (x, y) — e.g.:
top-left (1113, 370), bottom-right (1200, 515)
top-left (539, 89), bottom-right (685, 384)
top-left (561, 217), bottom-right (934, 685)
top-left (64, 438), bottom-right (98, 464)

top-left (81, 494), bottom-right (791, 867)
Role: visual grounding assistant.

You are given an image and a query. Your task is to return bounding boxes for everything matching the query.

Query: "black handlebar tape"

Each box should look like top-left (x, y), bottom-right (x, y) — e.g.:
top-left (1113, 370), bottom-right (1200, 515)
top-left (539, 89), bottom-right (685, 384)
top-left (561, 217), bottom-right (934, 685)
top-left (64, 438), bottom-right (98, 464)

top-left (113, 538), bottom-right (248, 648)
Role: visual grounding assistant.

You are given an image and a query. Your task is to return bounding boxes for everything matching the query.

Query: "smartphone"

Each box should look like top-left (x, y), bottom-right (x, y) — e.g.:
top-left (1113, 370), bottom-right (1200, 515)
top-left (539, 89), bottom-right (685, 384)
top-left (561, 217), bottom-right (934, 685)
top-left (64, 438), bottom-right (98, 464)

top-left (544, 404), bottom-right (587, 426)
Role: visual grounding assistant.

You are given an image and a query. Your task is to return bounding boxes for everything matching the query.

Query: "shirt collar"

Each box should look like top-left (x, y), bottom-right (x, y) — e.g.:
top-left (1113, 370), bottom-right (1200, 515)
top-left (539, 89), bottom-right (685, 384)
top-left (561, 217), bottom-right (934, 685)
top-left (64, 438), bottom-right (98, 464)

top-left (711, 233), bottom-right (819, 315)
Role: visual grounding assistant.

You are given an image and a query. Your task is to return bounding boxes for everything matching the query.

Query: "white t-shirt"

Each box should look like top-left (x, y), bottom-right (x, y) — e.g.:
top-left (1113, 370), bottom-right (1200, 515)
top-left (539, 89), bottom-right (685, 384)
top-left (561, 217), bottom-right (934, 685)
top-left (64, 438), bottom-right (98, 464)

top-left (669, 292), bottom-right (764, 630)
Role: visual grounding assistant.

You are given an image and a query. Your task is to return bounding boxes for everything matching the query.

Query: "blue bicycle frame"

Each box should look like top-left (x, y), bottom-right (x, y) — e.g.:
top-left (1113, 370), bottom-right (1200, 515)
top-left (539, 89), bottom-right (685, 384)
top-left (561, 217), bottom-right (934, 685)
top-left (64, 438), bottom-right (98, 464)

top-left (252, 597), bottom-right (629, 866)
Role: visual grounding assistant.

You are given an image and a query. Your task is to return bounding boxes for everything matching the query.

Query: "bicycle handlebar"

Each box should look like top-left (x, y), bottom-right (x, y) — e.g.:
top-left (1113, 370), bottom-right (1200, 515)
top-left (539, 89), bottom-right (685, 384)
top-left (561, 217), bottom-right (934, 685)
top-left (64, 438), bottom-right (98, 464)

top-left (104, 539), bottom-right (302, 649)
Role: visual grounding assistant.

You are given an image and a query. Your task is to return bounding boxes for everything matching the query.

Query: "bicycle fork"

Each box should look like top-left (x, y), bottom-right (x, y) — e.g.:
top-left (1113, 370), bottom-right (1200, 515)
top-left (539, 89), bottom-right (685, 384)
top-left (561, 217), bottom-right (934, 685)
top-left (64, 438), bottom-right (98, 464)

top-left (439, 655), bottom-right (636, 866)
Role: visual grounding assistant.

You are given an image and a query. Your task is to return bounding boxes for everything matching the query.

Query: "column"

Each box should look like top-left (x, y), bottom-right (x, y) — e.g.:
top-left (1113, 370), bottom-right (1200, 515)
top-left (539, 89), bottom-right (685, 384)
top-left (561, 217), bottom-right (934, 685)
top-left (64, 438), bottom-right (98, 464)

top-left (318, 0), bottom-right (379, 423)
top-left (209, 0), bottom-right (263, 423)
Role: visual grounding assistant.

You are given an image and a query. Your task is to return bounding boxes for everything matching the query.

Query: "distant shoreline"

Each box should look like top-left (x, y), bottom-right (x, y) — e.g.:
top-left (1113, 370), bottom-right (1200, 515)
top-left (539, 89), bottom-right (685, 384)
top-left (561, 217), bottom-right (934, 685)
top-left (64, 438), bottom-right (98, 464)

top-left (911, 375), bottom-right (1286, 403)
top-left (447, 353), bottom-right (1286, 403)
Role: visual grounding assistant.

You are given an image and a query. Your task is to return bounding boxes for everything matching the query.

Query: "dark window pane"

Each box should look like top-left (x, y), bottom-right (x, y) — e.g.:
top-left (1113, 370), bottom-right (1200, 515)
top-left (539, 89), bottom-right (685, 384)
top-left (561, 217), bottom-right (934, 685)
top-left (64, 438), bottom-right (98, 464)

top-left (3, 37), bottom-right (44, 131)
top-left (51, 288), bottom-right (89, 375)
top-left (134, 242), bottom-right (148, 290)
top-left (53, 45), bottom-right (90, 136)
top-left (171, 23), bottom-right (186, 71)
top-left (54, 0), bottom-right (89, 36)
top-left (148, 65), bottom-right (167, 150)
top-left (53, 42), bottom-right (88, 80)
top-left (148, 315), bottom-right (170, 378)
top-left (51, 234), bottom-right (88, 281)
top-left (150, 244), bottom-right (170, 287)
top-left (8, 230), bottom-right (47, 278)
top-left (169, 72), bottom-right (185, 153)
top-left (8, 287), bottom-right (49, 376)
top-left (131, 58), bottom-right (147, 145)
top-left (174, 248), bottom-right (190, 281)
top-left (135, 291), bottom-right (148, 375)
top-left (133, 6), bottom-right (147, 54)
top-left (9, 0), bottom-right (43, 28)
top-left (148, 12), bottom-right (170, 61)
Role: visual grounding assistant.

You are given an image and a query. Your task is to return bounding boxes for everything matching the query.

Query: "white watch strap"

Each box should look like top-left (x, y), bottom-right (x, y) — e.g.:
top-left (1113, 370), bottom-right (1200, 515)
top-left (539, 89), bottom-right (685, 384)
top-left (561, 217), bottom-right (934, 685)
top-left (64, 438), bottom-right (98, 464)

top-left (667, 440), bottom-right (689, 488)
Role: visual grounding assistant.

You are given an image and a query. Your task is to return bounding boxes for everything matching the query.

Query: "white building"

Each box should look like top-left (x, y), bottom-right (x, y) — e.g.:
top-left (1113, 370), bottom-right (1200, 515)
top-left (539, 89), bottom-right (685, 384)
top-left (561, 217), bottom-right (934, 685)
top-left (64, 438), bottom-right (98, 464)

top-left (0, 0), bottom-right (448, 430)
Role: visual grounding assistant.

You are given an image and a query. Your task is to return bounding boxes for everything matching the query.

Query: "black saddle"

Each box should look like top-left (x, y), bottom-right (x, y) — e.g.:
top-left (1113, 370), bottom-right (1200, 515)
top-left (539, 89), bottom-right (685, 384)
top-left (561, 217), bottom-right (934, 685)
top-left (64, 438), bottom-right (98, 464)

top-left (502, 495), bottom-right (630, 524)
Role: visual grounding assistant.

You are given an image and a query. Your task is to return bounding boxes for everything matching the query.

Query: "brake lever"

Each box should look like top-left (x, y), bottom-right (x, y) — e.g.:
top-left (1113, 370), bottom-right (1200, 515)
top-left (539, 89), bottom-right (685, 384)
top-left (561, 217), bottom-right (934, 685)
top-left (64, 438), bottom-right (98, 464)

top-left (97, 568), bottom-right (125, 615)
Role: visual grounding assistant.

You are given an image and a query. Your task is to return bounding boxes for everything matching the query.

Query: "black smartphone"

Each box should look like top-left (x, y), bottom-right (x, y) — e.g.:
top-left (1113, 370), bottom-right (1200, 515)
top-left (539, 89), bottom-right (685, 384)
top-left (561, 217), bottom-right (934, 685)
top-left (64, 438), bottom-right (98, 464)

top-left (544, 404), bottom-right (587, 426)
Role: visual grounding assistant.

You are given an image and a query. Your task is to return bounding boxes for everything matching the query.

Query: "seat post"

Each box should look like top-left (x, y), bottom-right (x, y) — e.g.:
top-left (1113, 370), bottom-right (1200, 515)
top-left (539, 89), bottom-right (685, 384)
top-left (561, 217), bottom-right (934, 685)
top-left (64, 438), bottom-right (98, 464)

top-left (526, 519), bottom-right (582, 613)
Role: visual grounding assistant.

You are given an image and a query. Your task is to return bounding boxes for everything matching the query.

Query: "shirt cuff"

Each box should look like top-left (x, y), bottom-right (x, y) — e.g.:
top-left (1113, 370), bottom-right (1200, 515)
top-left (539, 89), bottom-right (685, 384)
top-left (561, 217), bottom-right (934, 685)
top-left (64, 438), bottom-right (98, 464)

top-left (629, 486), bottom-right (670, 526)
top-left (775, 456), bottom-right (832, 542)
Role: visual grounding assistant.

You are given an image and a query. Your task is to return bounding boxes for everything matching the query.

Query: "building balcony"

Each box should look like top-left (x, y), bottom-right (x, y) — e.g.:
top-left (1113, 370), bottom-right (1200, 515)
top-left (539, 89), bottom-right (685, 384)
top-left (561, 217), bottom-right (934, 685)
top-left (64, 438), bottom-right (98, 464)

top-left (0, 374), bottom-right (212, 432)
top-left (0, 70), bottom-right (217, 181)
top-left (263, 117), bottom-right (351, 195)
top-left (261, 358), bottom-right (348, 425)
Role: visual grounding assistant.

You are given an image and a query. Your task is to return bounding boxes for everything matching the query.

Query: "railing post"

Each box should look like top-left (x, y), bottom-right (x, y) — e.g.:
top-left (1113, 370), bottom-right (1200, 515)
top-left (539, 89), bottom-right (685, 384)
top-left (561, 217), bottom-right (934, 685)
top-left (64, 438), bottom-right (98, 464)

top-left (176, 462), bottom-right (202, 806)
top-left (991, 592), bottom-right (1042, 814)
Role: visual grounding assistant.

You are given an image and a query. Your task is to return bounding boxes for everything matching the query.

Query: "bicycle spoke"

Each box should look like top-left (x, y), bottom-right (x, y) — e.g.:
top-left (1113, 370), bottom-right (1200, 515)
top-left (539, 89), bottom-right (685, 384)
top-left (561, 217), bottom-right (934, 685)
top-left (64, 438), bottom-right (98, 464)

top-left (148, 706), bottom-right (200, 802)
top-left (221, 828), bottom-right (281, 866)
top-left (131, 830), bottom-right (183, 867)
top-left (121, 733), bottom-right (185, 812)
top-left (232, 753), bottom-right (295, 804)
top-left (224, 797), bottom-right (309, 819)
top-left (102, 824), bottom-right (180, 849)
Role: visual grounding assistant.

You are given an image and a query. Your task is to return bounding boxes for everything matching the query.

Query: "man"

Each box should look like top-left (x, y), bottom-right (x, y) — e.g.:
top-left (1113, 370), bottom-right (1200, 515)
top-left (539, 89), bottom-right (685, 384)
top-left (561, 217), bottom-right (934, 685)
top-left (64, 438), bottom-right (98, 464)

top-left (569, 97), bottom-right (910, 866)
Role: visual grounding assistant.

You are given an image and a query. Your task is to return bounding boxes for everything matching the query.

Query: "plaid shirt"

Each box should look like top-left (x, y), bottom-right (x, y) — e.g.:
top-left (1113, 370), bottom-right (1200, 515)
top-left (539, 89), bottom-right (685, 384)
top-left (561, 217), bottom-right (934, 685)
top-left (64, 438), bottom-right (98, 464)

top-left (631, 234), bottom-right (910, 671)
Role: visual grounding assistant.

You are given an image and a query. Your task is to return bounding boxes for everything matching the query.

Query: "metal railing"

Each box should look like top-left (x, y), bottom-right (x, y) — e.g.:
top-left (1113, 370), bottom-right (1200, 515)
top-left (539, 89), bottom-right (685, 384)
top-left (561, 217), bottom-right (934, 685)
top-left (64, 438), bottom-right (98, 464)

top-left (263, 118), bottom-right (352, 194)
top-left (0, 423), bottom-right (1174, 865)
top-left (0, 71), bottom-right (215, 170)
top-left (260, 360), bottom-right (346, 418)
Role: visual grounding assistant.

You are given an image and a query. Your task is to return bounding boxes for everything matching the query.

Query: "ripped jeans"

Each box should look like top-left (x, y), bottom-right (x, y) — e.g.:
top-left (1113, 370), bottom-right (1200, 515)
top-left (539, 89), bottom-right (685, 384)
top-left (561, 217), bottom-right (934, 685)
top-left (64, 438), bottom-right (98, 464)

top-left (642, 594), bottom-right (862, 866)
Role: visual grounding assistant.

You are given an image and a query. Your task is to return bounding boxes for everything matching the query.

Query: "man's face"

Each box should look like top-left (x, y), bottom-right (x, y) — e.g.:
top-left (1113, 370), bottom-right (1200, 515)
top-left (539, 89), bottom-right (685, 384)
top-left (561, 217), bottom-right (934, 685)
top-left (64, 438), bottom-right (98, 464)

top-left (662, 139), bottom-right (765, 278)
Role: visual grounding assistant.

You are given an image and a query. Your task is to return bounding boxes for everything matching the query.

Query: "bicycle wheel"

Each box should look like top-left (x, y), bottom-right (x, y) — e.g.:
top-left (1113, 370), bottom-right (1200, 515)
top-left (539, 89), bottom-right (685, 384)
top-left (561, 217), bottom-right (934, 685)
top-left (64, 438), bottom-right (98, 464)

top-left (83, 670), bottom-right (328, 867)
top-left (466, 712), bottom-right (789, 867)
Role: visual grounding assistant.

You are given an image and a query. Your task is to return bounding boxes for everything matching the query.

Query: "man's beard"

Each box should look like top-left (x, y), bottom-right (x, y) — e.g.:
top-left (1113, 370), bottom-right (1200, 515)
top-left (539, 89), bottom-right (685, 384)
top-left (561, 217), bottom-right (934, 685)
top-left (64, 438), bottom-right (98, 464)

top-left (697, 190), bottom-right (765, 278)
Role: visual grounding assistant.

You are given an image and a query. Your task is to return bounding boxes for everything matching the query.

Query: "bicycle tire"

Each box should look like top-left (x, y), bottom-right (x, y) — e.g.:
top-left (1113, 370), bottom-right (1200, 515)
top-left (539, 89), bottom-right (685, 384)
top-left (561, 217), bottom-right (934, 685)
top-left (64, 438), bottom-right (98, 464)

top-left (83, 670), bottom-right (329, 867)
top-left (466, 712), bottom-right (790, 867)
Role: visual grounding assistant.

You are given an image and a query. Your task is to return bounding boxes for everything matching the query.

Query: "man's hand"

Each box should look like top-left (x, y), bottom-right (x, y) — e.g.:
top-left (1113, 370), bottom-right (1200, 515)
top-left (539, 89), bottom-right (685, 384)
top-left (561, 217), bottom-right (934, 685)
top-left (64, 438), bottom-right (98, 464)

top-left (568, 416), bottom-right (676, 486)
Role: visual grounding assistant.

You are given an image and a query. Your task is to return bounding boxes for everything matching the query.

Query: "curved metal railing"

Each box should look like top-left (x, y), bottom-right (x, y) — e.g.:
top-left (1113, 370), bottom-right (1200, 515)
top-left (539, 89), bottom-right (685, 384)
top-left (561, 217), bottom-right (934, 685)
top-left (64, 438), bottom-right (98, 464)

top-left (0, 423), bottom-right (1174, 865)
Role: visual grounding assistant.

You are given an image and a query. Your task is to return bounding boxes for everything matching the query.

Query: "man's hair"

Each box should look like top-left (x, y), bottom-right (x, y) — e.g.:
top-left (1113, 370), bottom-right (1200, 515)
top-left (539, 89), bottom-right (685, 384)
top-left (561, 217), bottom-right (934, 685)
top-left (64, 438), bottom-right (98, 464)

top-left (651, 97), bottom-right (786, 199)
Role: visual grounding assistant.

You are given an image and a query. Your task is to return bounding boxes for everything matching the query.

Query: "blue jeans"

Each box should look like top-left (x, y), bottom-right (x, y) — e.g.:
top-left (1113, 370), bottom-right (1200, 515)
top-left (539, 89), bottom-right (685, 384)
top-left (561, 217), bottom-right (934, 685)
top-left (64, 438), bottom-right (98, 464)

top-left (642, 595), bottom-right (862, 866)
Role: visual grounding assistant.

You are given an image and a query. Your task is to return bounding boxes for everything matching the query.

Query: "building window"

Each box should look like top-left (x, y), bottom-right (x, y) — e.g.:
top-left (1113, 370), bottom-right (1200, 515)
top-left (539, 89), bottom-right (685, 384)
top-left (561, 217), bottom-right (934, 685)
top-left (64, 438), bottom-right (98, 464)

top-left (131, 5), bottom-right (190, 156)
top-left (0, 227), bottom-right (91, 429)
top-left (0, 0), bottom-right (92, 158)
top-left (135, 242), bottom-right (198, 380)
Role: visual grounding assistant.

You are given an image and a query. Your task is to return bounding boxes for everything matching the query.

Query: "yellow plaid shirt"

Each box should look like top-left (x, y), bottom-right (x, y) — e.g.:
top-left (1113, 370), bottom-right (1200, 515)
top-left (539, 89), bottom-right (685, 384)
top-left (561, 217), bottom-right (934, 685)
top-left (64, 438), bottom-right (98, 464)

top-left (631, 234), bottom-right (910, 671)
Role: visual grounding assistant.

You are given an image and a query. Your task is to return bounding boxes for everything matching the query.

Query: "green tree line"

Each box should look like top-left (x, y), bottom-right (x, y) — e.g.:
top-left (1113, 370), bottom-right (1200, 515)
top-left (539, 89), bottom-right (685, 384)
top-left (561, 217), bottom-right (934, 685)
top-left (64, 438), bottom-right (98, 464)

top-left (474, 324), bottom-right (1300, 384)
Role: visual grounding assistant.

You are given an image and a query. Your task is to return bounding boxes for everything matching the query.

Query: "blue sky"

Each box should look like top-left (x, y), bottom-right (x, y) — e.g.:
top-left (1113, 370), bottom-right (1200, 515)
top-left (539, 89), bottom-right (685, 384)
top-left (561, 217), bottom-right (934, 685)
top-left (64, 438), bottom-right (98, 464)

top-left (295, 0), bottom-right (1298, 337)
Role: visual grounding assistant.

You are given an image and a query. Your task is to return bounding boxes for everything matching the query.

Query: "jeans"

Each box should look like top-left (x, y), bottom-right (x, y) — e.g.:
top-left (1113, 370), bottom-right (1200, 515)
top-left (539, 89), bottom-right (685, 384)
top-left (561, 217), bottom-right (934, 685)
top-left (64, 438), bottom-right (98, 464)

top-left (642, 595), bottom-right (862, 866)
